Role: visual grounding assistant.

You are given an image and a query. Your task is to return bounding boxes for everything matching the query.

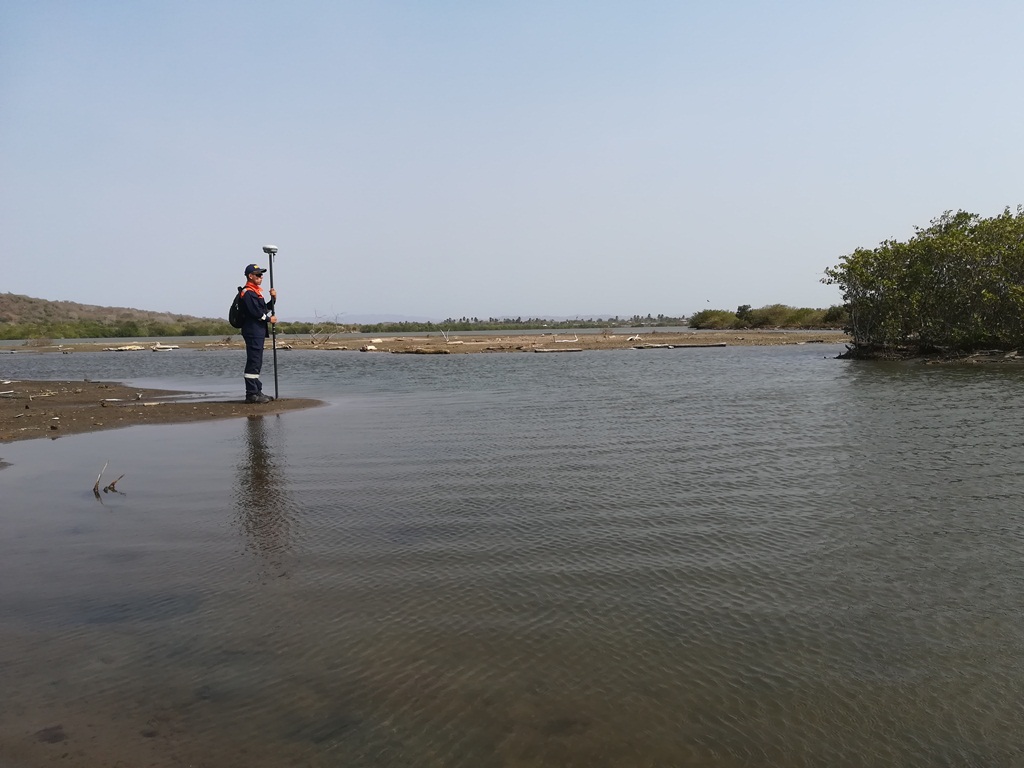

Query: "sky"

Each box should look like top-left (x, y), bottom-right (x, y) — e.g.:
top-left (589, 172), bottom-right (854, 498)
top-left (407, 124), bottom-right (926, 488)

top-left (3, 0), bottom-right (1024, 322)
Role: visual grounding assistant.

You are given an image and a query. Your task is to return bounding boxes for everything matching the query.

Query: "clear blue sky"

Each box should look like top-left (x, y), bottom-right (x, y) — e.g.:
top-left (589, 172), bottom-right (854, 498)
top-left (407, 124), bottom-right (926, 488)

top-left (3, 0), bottom-right (1023, 321)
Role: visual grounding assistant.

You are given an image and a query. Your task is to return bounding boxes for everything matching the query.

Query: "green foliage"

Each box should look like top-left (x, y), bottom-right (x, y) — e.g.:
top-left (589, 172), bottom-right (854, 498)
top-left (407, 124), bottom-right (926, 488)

top-left (745, 304), bottom-right (791, 327)
top-left (689, 305), bottom-right (840, 330)
top-left (1, 289), bottom-right (848, 341)
top-left (0, 318), bottom-right (237, 340)
top-left (0, 313), bottom-right (690, 340)
top-left (0, 291), bottom-right (236, 339)
top-left (822, 304), bottom-right (849, 325)
top-left (824, 207), bottom-right (1024, 351)
top-left (688, 309), bottom-right (741, 329)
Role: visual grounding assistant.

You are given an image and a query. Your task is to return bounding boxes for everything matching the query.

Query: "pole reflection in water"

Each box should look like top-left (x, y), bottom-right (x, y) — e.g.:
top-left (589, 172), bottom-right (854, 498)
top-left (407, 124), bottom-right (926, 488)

top-left (235, 414), bottom-right (291, 573)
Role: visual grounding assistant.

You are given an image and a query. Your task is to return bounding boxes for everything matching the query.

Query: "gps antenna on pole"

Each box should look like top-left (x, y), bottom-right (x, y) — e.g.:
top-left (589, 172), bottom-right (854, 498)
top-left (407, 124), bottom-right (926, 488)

top-left (262, 244), bottom-right (279, 400)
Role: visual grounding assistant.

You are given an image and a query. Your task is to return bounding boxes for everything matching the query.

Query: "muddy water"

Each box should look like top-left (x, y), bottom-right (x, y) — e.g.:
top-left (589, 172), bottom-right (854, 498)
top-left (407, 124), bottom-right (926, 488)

top-left (2, 345), bottom-right (1024, 766)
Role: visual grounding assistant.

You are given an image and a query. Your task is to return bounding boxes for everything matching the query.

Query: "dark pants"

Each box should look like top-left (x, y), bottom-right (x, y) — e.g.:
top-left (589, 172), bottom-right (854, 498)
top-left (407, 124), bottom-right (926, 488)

top-left (242, 332), bottom-right (265, 396)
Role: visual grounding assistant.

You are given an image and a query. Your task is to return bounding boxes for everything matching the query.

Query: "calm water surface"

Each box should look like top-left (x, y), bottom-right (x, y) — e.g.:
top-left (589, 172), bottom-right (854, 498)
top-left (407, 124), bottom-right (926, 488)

top-left (2, 344), bottom-right (1024, 767)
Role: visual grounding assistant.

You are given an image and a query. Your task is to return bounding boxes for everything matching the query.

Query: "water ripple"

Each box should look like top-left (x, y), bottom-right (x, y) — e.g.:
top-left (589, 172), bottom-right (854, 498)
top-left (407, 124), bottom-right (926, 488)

top-left (3, 346), bottom-right (1024, 765)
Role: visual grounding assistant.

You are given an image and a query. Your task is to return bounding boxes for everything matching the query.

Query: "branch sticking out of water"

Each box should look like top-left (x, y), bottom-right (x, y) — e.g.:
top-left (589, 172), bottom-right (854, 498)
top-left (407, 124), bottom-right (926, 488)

top-left (93, 461), bottom-right (108, 498)
top-left (104, 474), bottom-right (125, 495)
top-left (92, 463), bottom-right (126, 498)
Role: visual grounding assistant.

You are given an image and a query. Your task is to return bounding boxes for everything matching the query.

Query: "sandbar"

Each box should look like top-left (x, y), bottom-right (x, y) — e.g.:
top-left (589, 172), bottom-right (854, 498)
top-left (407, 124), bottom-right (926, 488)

top-left (0, 379), bottom-right (322, 445)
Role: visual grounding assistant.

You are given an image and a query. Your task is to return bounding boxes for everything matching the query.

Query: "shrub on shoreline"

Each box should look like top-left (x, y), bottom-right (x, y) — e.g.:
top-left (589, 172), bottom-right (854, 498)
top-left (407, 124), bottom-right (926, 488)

top-left (688, 304), bottom-right (846, 330)
top-left (824, 207), bottom-right (1024, 357)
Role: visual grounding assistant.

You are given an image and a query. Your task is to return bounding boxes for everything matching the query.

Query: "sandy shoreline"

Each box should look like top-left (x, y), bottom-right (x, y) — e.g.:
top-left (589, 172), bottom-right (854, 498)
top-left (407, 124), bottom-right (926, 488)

top-left (0, 331), bottom-right (848, 445)
top-left (3, 328), bottom-right (849, 355)
top-left (0, 379), bottom-right (323, 445)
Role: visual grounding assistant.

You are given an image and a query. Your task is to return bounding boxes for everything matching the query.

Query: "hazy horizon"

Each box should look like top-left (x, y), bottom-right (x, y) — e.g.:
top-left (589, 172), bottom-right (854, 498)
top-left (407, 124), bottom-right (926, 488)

top-left (4, 2), bottom-right (1023, 320)
top-left (6, 290), bottom-right (838, 326)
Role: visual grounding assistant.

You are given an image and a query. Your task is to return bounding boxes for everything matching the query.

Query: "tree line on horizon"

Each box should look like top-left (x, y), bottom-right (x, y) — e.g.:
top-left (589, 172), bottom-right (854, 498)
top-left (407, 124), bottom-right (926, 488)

top-left (13, 206), bottom-right (1023, 348)
top-left (0, 306), bottom-right (845, 340)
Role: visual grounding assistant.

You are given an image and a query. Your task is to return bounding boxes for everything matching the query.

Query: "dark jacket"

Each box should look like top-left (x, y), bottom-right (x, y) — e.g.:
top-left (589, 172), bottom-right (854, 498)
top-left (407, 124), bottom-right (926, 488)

top-left (239, 285), bottom-right (275, 336)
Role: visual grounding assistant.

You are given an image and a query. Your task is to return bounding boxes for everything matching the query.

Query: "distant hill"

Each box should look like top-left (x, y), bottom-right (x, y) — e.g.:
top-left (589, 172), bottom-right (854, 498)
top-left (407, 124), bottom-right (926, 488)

top-left (0, 292), bottom-right (212, 325)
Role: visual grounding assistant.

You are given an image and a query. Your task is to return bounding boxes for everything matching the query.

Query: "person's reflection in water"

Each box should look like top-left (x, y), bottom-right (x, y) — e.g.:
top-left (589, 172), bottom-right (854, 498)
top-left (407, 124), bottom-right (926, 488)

top-left (235, 415), bottom-right (290, 574)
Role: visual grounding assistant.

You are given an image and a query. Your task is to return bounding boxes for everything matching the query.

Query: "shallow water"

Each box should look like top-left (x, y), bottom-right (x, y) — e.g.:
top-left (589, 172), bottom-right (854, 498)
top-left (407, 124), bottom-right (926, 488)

top-left (3, 345), bottom-right (1024, 766)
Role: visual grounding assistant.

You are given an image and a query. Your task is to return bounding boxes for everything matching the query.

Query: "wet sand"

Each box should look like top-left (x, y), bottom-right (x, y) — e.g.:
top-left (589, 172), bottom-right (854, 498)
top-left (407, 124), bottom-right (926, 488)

top-left (334, 329), bottom-right (847, 353)
top-left (6, 329), bottom-right (848, 355)
top-left (0, 379), bottom-right (323, 445)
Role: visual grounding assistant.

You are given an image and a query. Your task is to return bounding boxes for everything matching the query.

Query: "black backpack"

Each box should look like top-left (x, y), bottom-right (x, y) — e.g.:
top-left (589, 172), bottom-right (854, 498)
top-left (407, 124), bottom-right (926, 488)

top-left (228, 287), bottom-right (245, 328)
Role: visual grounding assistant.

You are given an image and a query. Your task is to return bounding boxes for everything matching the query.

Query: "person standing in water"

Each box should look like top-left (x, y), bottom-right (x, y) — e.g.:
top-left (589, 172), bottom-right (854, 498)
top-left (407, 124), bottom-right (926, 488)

top-left (239, 263), bottom-right (277, 404)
